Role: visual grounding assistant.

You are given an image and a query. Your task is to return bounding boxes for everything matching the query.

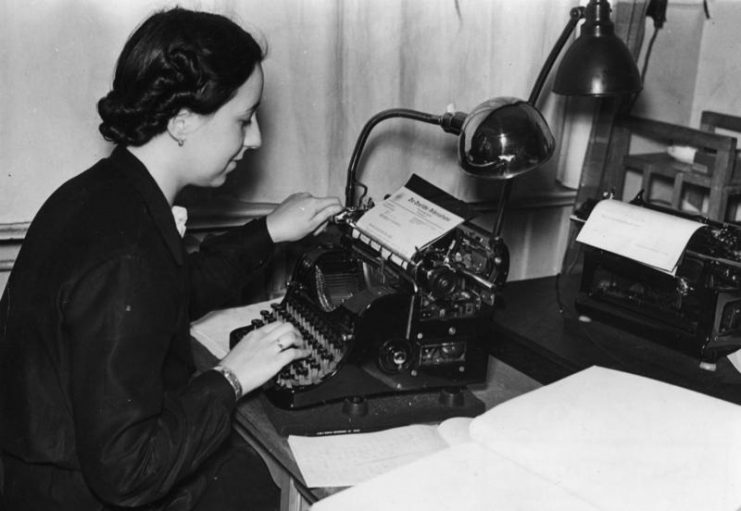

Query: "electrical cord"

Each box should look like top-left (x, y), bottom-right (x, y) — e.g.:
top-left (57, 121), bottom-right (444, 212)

top-left (640, 24), bottom-right (660, 84)
top-left (626, 1), bottom-right (665, 112)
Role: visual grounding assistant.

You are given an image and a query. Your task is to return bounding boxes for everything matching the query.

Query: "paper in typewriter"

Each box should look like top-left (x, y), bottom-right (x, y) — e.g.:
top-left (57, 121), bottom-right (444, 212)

top-left (576, 199), bottom-right (705, 275)
top-left (353, 174), bottom-right (470, 261)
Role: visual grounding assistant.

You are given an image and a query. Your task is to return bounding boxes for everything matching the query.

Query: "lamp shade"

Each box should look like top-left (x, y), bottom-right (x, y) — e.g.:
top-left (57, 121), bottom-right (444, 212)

top-left (458, 97), bottom-right (555, 179)
top-left (552, 0), bottom-right (642, 96)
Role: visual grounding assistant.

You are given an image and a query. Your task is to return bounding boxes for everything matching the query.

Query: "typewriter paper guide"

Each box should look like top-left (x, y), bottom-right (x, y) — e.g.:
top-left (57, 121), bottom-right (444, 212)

top-left (576, 199), bottom-right (704, 275)
top-left (354, 178), bottom-right (466, 261)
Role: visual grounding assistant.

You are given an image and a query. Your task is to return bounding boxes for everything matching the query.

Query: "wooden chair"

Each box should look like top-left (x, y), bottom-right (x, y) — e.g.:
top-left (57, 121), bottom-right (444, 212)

top-left (604, 111), bottom-right (741, 221)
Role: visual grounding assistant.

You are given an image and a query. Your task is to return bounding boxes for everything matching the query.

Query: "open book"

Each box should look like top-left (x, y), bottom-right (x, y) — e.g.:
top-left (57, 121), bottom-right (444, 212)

top-left (311, 366), bottom-right (741, 511)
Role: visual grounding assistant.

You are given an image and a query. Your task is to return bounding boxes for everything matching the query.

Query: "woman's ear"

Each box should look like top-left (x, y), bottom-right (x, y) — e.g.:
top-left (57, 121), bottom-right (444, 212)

top-left (166, 108), bottom-right (197, 146)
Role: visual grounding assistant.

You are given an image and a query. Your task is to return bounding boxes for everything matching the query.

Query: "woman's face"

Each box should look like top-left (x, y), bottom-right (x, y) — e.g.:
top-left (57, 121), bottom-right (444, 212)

top-left (183, 65), bottom-right (264, 188)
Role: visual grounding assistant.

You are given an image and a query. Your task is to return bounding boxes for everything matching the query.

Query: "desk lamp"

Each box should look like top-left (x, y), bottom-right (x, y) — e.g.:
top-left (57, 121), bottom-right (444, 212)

top-left (344, 0), bottom-right (641, 238)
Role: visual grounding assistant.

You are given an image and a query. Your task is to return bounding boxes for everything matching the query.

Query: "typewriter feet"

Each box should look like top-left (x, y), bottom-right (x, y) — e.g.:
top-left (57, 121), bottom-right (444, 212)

top-left (341, 396), bottom-right (369, 417)
top-left (338, 389), bottom-right (466, 419)
top-left (438, 387), bottom-right (465, 407)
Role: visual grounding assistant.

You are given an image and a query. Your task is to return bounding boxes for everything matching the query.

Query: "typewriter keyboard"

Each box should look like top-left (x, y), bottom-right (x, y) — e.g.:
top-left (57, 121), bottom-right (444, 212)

top-left (230, 301), bottom-right (352, 390)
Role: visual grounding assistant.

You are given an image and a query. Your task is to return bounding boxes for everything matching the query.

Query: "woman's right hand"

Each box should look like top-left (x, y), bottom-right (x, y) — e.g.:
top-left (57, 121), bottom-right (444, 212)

top-left (219, 321), bottom-right (309, 396)
top-left (266, 193), bottom-right (343, 243)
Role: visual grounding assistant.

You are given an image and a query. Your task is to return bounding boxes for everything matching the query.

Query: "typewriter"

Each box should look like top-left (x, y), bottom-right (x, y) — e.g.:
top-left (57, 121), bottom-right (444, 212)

top-left (231, 175), bottom-right (507, 411)
top-left (575, 196), bottom-right (741, 362)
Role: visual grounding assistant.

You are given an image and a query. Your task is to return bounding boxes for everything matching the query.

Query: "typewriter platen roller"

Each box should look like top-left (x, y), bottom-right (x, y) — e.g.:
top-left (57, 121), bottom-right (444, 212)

top-left (231, 176), bottom-right (506, 409)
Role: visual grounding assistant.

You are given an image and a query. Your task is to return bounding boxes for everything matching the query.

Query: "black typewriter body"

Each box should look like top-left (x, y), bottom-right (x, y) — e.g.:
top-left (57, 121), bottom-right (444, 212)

top-left (231, 215), bottom-right (506, 409)
top-left (576, 200), bottom-right (741, 362)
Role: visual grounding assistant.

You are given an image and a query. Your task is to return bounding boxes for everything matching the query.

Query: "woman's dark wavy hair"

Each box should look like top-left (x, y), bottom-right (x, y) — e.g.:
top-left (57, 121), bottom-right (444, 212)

top-left (98, 8), bottom-right (265, 146)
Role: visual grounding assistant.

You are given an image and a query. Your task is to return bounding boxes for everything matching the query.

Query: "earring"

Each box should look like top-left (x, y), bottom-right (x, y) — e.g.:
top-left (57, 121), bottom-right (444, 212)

top-left (168, 131), bottom-right (185, 147)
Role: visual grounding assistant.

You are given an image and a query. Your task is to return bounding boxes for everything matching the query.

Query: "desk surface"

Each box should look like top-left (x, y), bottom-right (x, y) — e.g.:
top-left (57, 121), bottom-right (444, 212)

top-left (191, 338), bottom-right (540, 504)
top-left (489, 274), bottom-right (741, 403)
top-left (192, 274), bottom-right (741, 505)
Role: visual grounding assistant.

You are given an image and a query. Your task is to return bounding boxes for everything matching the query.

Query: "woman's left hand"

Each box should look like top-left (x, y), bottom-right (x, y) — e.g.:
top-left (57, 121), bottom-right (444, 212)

top-left (266, 193), bottom-right (343, 243)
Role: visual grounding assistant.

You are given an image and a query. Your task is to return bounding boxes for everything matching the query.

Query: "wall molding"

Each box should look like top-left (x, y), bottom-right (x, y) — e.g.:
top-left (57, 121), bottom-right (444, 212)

top-left (0, 223), bottom-right (27, 274)
top-left (0, 222), bottom-right (29, 241)
top-left (0, 190), bottom-right (576, 274)
top-left (0, 190), bottom-right (576, 240)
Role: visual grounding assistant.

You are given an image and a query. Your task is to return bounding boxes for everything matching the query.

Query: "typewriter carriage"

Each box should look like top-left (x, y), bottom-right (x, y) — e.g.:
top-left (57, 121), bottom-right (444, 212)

top-left (575, 198), bottom-right (741, 362)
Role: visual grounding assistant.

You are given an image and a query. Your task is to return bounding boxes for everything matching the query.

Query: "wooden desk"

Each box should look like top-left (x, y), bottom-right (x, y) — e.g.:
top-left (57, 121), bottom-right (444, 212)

top-left (191, 274), bottom-right (741, 508)
top-left (191, 334), bottom-right (540, 510)
top-left (488, 274), bottom-right (741, 403)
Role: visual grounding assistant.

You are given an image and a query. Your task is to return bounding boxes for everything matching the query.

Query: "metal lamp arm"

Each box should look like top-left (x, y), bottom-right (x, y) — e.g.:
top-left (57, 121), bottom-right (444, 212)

top-left (344, 108), bottom-right (465, 207)
top-left (527, 6), bottom-right (585, 106)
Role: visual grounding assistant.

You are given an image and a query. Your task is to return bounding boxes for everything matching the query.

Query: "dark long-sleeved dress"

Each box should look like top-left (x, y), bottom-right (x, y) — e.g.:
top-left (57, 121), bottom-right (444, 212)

top-left (0, 146), bottom-right (278, 509)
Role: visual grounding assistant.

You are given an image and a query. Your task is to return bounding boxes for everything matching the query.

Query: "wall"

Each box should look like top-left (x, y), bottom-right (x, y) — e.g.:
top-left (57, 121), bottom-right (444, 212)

top-left (0, 2), bottom-right (157, 224)
top-left (631, 1), bottom-right (706, 126)
top-left (691, 1), bottom-right (741, 124)
top-left (623, 0), bottom-right (740, 203)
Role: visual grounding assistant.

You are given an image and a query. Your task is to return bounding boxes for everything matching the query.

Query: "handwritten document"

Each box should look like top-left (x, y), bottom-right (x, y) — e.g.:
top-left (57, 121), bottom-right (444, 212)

top-left (354, 185), bottom-right (464, 261)
top-left (576, 199), bottom-right (704, 275)
top-left (288, 417), bottom-right (473, 488)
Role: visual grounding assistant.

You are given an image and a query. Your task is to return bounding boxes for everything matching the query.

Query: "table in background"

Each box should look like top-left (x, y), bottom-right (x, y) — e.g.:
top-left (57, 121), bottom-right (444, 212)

top-left (488, 274), bottom-right (741, 403)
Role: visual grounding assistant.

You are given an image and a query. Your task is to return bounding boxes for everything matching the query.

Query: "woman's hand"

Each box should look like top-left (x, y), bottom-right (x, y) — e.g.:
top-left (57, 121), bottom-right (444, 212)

top-left (219, 321), bottom-right (309, 396)
top-left (266, 193), bottom-right (343, 243)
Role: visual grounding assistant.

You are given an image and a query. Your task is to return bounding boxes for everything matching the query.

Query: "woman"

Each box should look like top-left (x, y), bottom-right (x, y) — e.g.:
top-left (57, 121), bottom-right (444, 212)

top-left (0, 7), bottom-right (342, 510)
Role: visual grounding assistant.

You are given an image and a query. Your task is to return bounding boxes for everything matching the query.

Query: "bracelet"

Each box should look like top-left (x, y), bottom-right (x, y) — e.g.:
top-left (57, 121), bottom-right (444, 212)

top-left (212, 365), bottom-right (243, 400)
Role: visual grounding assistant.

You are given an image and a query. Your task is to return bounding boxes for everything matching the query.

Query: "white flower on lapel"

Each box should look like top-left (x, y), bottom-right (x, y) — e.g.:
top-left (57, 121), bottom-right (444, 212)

top-left (171, 206), bottom-right (188, 238)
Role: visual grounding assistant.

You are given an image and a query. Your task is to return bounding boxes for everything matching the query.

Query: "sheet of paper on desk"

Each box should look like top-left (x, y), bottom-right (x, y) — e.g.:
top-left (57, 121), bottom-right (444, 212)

top-left (190, 298), bottom-right (281, 359)
top-left (288, 416), bottom-right (472, 488)
top-left (576, 199), bottom-right (704, 275)
top-left (354, 184), bottom-right (464, 261)
top-left (312, 367), bottom-right (741, 511)
top-left (311, 442), bottom-right (601, 511)
top-left (469, 366), bottom-right (741, 510)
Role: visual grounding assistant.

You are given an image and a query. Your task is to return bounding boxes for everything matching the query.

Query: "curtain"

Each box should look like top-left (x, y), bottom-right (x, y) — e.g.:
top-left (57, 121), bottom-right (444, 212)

top-left (222, 0), bottom-right (580, 206)
top-left (1, 0), bottom-right (583, 279)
